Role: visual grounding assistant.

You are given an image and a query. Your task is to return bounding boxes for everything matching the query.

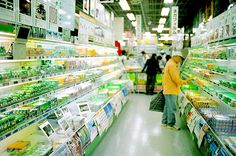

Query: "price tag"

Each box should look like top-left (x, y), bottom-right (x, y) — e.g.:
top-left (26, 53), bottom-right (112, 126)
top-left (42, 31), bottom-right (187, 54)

top-left (2, 82), bottom-right (9, 86)
top-left (0, 108), bottom-right (6, 113)
top-left (28, 120), bottom-right (35, 125)
top-left (197, 123), bottom-right (207, 147)
top-left (6, 132), bottom-right (12, 138)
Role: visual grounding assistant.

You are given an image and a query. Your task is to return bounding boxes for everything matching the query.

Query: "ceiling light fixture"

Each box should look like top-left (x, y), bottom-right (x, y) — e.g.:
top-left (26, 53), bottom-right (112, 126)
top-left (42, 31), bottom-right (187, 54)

top-left (152, 28), bottom-right (158, 31)
top-left (161, 7), bottom-right (170, 16)
top-left (132, 21), bottom-right (137, 27)
top-left (164, 0), bottom-right (173, 4)
top-left (157, 25), bottom-right (164, 33)
top-left (159, 18), bottom-right (166, 24)
top-left (127, 13), bottom-right (135, 21)
top-left (152, 27), bottom-right (169, 31)
top-left (119, 0), bottom-right (130, 11)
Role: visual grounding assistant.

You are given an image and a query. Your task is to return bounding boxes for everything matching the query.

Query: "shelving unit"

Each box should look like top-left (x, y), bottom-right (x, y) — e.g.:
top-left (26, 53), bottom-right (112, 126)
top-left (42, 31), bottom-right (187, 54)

top-left (0, 31), bottom-right (132, 155)
top-left (180, 42), bottom-right (236, 155)
top-left (0, 69), bottom-right (124, 141)
top-left (180, 92), bottom-right (234, 155)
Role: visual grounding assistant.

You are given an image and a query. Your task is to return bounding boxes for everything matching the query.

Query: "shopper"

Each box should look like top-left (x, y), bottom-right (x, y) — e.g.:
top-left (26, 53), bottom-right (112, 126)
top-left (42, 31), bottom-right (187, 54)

top-left (161, 52), bottom-right (190, 130)
top-left (159, 51), bottom-right (166, 70)
top-left (141, 51), bottom-right (149, 67)
top-left (165, 55), bottom-right (171, 62)
top-left (142, 54), bottom-right (162, 95)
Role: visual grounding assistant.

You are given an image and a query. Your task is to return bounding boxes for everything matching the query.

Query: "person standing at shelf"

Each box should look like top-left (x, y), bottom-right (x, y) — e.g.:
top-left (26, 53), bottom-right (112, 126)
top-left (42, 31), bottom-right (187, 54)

top-left (142, 54), bottom-right (162, 95)
top-left (161, 52), bottom-right (191, 130)
top-left (141, 51), bottom-right (149, 67)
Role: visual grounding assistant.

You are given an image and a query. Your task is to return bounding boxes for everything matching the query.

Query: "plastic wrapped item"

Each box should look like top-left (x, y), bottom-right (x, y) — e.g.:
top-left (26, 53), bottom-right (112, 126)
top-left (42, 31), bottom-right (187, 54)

top-left (7, 141), bottom-right (30, 151)
top-left (212, 115), bottom-right (236, 134)
top-left (7, 142), bottom-right (52, 156)
top-left (199, 108), bottom-right (221, 123)
top-left (185, 91), bottom-right (218, 109)
top-left (0, 80), bottom-right (59, 108)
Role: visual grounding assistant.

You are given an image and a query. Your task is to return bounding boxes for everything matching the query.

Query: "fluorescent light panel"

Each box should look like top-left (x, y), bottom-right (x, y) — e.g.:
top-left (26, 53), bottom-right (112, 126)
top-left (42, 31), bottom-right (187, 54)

top-left (152, 27), bottom-right (170, 31)
top-left (157, 25), bottom-right (164, 33)
top-left (127, 13), bottom-right (135, 21)
top-left (159, 18), bottom-right (166, 24)
top-left (164, 0), bottom-right (173, 4)
top-left (132, 21), bottom-right (137, 27)
top-left (161, 7), bottom-right (170, 16)
top-left (119, 0), bottom-right (130, 11)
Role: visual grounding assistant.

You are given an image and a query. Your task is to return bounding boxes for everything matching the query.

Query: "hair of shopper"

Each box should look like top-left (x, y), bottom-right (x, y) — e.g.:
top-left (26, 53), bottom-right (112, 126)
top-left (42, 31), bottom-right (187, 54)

top-left (141, 51), bottom-right (146, 54)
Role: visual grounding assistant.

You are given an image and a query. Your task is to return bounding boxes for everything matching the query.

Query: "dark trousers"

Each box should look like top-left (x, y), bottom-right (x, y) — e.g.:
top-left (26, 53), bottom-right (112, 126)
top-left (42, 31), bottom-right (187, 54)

top-left (146, 74), bottom-right (156, 94)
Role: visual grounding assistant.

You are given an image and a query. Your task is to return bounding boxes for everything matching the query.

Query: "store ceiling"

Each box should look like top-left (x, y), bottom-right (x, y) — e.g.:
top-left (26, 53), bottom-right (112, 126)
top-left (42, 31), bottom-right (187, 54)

top-left (76, 0), bottom-right (207, 33)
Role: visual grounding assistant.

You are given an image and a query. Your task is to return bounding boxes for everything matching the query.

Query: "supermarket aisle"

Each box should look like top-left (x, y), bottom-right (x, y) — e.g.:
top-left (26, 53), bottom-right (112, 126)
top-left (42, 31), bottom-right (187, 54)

top-left (93, 94), bottom-right (202, 156)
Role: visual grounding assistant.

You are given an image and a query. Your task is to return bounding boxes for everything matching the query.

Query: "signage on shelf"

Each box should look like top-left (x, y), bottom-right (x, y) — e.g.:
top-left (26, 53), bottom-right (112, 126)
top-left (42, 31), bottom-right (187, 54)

top-left (34, 0), bottom-right (47, 29)
top-left (18, 0), bottom-right (33, 25)
top-left (0, 0), bottom-right (15, 23)
top-left (66, 132), bottom-right (83, 156)
top-left (58, 0), bottom-right (75, 30)
top-left (171, 6), bottom-right (178, 35)
top-left (95, 0), bottom-right (105, 23)
top-left (136, 15), bottom-right (142, 42)
top-left (83, 0), bottom-right (90, 14)
top-left (90, 0), bottom-right (96, 17)
top-left (48, 0), bottom-right (58, 32)
top-left (50, 144), bottom-right (72, 156)
top-left (86, 119), bottom-right (98, 142)
top-left (94, 109), bottom-right (109, 134)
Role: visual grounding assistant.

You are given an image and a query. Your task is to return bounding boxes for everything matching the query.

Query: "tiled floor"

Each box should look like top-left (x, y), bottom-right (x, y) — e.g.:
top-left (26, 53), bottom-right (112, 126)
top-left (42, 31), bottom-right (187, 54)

top-left (92, 94), bottom-right (203, 156)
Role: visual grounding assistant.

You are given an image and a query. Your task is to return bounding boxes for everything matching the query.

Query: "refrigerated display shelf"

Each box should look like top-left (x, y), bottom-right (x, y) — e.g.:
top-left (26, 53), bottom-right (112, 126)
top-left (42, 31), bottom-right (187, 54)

top-left (183, 68), bottom-right (236, 97)
top-left (209, 37), bottom-right (236, 46)
top-left (201, 87), bottom-right (236, 112)
top-left (0, 62), bottom-right (118, 88)
top-left (185, 60), bottom-right (236, 77)
top-left (0, 75), bottom-right (98, 114)
top-left (179, 92), bottom-right (233, 156)
top-left (50, 87), bottom-right (129, 156)
top-left (0, 70), bottom-right (123, 141)
top-left (0, 63), bottom-right (120, 113)
top-left (27, 56), bottom-right (118, 60)
top-left (184, 75), bottom-right (236, 111)
top-left (0, 56), bottom-right (118, 63)
top-left (190, 57), bottom-right (236, 61)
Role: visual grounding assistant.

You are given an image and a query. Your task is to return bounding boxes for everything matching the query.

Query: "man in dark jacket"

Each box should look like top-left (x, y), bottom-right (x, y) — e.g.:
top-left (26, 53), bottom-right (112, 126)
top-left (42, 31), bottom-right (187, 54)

top-left (142, 54), bottom-right (162, 95)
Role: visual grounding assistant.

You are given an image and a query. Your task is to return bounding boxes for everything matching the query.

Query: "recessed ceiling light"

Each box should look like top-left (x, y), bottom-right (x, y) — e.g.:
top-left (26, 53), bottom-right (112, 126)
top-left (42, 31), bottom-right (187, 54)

top-left (159, 18), bottom-right (166, 24)
top-left (119, 0), bottom-right (130, 11)
top-left (127, 13), bottom-right (135, 21)
top-left (157, 25), bottom-right (164, 33)
top-left (132, 21), bottom-right (137, 27)
top-left (161, 7), bottom-right (170, 16)
top-left (164, 0), bottom-right (173, 4)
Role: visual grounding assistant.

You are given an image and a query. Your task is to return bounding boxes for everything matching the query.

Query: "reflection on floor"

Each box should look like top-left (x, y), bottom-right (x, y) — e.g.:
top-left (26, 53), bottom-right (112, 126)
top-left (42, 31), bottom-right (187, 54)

top-left (93, 94), bottom-right (203, 156)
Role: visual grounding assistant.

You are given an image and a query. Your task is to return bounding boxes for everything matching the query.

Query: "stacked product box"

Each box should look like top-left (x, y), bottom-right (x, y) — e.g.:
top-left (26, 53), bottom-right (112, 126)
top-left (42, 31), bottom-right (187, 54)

top-left (212, 115), bottom-right (236, 135)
